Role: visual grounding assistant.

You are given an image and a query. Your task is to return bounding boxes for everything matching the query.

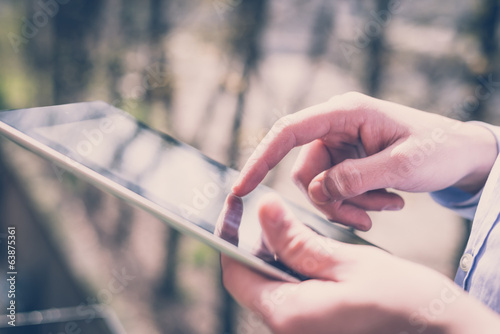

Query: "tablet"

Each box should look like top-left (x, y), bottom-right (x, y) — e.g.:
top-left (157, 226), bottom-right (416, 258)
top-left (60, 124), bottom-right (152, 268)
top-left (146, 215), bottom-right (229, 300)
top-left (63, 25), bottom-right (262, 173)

top-left (0, 101), bottom-right (377, 282)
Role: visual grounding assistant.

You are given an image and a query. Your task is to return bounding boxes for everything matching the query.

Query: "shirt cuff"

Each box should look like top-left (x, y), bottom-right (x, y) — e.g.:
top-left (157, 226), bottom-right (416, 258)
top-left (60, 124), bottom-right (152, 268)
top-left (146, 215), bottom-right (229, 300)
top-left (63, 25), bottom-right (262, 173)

top-left (469, 120), bottom-right (500, 153)
top-left (430, 187), bottom-right (483, 220)
top-left (430, 121), bottom-right (500, 220)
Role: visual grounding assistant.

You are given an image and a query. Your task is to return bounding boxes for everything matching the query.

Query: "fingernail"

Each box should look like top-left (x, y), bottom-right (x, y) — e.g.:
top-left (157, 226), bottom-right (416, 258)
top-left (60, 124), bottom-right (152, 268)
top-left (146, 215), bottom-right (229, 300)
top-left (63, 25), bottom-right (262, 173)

top-left (309, 180), bottom-right (331, 204)
top-left (383, 204), bottom-right (403, 211)
top-left (231, 183), bottom-right (240, 196)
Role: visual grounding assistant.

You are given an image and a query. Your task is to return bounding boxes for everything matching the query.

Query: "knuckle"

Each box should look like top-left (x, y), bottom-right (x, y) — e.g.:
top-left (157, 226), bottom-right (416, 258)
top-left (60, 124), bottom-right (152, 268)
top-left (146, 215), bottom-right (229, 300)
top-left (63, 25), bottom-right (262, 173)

top-left (283, 233), bottom-right (325, 274)
top-left (283, 233), bottom-right (308, 260)
top-left (390, 150), bottom-right (414, 176)
top-left (262, 115), bottom-right (295, 149)
top-left (390, 150), bottom-right (408, 166)
top-left (328, 91), bottom-right (367, 111)
top-left (387, 149), bottom-right (423, 189)
top-left (329, 91), bottom-right (365, 106)
top-left (272, 115), bottom-right (294, 132)
top-left (341, 91), bottom-right (365, 102)
top-left (328, 160), bottom-right (363, 198)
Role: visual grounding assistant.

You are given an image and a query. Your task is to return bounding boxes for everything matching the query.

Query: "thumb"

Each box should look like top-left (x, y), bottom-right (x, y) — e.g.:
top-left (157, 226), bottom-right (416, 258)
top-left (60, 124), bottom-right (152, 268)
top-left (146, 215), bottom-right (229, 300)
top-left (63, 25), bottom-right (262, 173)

top-left (308, 151), bottom-right (403, 204)
top-left (258, 194), bottom-right (346, 280)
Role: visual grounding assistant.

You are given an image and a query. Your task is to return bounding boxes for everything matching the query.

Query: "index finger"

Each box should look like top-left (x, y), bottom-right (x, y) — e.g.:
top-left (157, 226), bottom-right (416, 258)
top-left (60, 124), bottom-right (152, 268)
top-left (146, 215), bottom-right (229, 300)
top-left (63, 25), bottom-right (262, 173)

top-left (232, 98), bottom-right (364, 197)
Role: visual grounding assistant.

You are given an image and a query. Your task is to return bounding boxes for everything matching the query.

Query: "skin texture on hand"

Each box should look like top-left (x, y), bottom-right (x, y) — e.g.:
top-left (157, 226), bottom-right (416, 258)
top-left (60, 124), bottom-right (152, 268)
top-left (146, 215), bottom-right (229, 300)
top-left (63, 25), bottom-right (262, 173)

top-left (221, 194), bottom-right (500, 334)
top-left (232, 92), bottom-right (498, 230)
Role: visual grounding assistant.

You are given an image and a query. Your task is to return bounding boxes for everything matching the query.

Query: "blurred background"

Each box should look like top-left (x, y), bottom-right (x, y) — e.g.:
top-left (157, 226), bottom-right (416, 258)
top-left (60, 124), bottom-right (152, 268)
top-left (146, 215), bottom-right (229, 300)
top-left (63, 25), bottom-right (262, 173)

top-left (0, 0), bottom-right (499, 333)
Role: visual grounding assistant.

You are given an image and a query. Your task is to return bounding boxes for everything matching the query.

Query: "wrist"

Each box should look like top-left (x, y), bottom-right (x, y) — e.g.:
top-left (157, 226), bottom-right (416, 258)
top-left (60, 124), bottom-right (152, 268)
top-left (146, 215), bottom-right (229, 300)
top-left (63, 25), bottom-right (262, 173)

top-left (453, 122), bottom-right (498, 194)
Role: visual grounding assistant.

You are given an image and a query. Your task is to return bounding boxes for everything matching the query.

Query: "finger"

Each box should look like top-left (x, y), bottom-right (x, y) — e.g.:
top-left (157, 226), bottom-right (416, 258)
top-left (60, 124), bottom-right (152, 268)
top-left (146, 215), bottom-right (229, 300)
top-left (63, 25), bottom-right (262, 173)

top-left (344, 189), bottom-right (404, 211)
top-left (232, 97), bottom-right (370, 197)
top-left (294, 142), bottom-right (404, 223)
top-left (214, 194), bottom-right (243, 246)
top-left (292, 140), bottom-right (333, 195)
top-left (310, 193), bottom-right (402, 231)
top-left (314, 200), bottom-right (373, 231)
top-left (258, 193), bottom-right (346, 280)
top-left (308, 148), bottom-right (403, 203)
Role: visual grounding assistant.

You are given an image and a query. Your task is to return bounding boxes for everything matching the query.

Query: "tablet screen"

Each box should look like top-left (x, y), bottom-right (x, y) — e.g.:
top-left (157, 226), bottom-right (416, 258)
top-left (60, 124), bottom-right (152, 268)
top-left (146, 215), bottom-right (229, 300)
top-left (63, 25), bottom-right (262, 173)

top-left (34, 114), bottom-right (227, 231)
top-left (31, 109), bottom-right (270, 255)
